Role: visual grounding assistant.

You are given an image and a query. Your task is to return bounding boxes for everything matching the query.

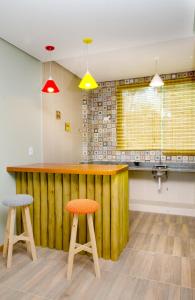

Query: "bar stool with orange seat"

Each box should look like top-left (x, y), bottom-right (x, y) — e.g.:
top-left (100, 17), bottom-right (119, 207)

top-left (66, 199), bottom-right (100, 280)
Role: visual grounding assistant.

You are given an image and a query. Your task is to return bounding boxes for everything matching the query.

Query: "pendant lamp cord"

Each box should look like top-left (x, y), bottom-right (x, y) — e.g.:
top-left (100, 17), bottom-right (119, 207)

top-left (154, 57), bottom-right (159, 73)
top-left (86, 43), bottom-right (89, 72)
top-left (49, 61), bottom-right (52, 77)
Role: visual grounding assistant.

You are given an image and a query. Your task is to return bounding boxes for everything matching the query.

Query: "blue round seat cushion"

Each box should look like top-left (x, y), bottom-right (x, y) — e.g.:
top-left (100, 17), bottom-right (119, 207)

top-left (2, 194), bottom-right (33, 207)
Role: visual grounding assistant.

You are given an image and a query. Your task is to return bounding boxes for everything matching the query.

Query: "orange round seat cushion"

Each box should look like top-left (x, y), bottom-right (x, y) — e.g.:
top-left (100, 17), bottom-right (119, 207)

top-left (66, 199), bottom-right (99, 214)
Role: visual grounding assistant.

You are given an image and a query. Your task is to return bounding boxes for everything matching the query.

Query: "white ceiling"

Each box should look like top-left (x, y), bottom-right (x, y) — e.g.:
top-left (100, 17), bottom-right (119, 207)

top-left (0, 0), bottom-right (195, 81)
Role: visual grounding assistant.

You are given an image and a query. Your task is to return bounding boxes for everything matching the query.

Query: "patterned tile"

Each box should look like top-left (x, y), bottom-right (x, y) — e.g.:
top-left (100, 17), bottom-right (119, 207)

top-left (81, 71), bottom-right (195, 163)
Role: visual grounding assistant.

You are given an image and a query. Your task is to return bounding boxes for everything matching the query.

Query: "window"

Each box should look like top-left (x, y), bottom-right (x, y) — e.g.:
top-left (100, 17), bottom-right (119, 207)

top-left (116, 78), bottom-right (195, 155)
top-left (162, 78), bottom-right (195, 155)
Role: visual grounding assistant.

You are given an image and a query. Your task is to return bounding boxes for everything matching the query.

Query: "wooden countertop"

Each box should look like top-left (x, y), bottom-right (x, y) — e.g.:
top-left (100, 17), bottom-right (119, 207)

top-left (7, 163), bottom-right (128, 175)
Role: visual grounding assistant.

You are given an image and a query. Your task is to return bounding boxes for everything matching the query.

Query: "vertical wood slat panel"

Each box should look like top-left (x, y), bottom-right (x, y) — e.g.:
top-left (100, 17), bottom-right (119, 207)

top-left (40, 173), bottom-right (48, 247)
top-left (21, 172), bottom-right (27, 233)
top-left (27, 173), bottom-right (34, 229)
top-left (33, 173), bottom-right (41, 246)
top-left (70, 174), bottom-right (79, 232)
top-left (14, 169), bottom-right (128, 261)
top-left (111, 174), bottom-right (120, 260)
top-left (87, 175), bottom-right (95, 241)
top-left (48, 173), bottom-right (55, 248)
top-left (21, 172), bottom-right (27, 193)
top-left (79, 175), bottom-right (87, 245)
top-left (16, 172), bottom-right (22, 235)
top-left (87, 175), bottom-right (95, 199)
top-left (124, 170), bottom-right (129, 244)
top-left (55, 174), bottom-right (63, 250)
top-left (70, 174), bottom-right (79, 199)
top-left (102, 175), bottom-right (111, 259)
top-left (119, 172), bottom-right (123, 252)
top-left (95, 175), bottom-right (102, 257)
top-left (63, 174), bottom-right (70, 251)
top-left (122, 172), bottom-right (126, 249)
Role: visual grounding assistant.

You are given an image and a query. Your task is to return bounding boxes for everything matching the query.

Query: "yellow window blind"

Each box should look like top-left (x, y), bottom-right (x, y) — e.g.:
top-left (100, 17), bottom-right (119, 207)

top-left (162, 78), bottom-right (195, 155)
top-left (116, 83), bottom-right (162, 150)
top-left (116, 78), bottom-right (195, 154)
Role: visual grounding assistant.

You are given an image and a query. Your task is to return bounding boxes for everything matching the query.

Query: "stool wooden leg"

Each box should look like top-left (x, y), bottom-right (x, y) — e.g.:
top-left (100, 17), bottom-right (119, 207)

top-left (87, 214), bottom-right (100, 278)
top-left (3, 208), bottom-right (11, 258)
top-left (7, 208), bottom-right (16, 268)
top-left (24, 206), bottom-right (37, 261)
top-left (67, 214), bottom-right (78, 280)
top-left (21, 207), bottom-right (31, 255)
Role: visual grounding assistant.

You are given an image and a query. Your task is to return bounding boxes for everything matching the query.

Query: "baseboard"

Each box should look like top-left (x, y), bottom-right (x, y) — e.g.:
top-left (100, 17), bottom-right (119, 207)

top-left (130, 201), bottom-right (195, 217)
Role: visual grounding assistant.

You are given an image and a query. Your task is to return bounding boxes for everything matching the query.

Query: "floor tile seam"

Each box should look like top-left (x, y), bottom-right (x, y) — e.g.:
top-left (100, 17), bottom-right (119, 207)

top-left (103, 268), bottom-right (194, 289)
top-left (124, 247), bottom-right (193, 258)
top-left (0, 283), bottom-right (53, 300)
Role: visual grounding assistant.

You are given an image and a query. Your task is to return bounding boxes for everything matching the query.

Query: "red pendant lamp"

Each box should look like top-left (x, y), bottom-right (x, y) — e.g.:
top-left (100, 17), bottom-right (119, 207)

top-left (42, 45), bottom-right (60, 93)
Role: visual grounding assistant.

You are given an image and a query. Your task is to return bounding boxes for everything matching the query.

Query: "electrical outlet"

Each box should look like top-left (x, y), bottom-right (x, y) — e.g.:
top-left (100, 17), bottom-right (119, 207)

top-left (28, 146), bottom-right (34, 156)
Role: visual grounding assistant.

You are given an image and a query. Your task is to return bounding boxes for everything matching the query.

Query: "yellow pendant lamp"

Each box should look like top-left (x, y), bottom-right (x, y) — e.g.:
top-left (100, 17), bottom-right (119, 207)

top-left (79, 38), bottom-right (98, 90)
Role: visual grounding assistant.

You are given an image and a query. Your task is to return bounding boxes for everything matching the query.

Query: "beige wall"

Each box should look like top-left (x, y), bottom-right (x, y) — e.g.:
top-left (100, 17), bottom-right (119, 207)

top-left (42, 62), bottom-right (82, 163)
top-left (0, 38), bottom-right (42, 243)
top-left (129, 171), bottom-right (195, 216)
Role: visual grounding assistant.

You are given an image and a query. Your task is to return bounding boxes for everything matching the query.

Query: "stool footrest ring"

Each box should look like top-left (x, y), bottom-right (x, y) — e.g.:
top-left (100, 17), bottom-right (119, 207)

top-left (13, 233), bottom-right (30, 244)
top-left (74, 242), bottom-right (92, 254)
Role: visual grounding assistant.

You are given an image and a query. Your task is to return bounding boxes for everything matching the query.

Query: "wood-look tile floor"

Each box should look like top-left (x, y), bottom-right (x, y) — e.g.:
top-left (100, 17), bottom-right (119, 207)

top-left (1, 211), bottom-right (195, 299)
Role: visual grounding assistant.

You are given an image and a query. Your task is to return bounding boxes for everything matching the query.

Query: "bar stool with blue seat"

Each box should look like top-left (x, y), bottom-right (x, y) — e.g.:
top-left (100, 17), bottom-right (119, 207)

top-left (2, 194), bottom-right (37, 268)
top-left (66, 199), bottom-right (100, 280)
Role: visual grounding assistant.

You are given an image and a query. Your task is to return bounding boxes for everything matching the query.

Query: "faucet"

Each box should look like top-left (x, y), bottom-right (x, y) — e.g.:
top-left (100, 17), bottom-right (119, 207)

top-left (152, 165), bottom-right (168, 192)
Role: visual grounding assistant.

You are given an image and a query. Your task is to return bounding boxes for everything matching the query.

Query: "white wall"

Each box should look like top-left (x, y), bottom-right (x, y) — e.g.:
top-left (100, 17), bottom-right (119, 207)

top-left (42, 62), bottom-right (82, 163)
top-left (0, 39), bottom-right (42, 243)
top-left (129, 171), bottom-right (195, 216)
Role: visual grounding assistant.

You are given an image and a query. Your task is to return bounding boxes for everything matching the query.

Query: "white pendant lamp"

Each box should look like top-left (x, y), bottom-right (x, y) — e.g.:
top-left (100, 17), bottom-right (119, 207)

top-left (150, 57), bottom-right (164, 88)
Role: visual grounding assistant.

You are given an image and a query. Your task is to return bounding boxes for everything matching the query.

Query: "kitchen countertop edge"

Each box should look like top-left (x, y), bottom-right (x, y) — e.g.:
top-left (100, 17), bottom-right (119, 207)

top-left (6, 163), bottom-right (129, 176)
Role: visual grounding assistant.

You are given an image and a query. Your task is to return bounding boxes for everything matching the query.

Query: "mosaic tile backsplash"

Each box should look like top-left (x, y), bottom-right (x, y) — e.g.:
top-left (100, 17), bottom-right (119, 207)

top-left (82, 70), bottom-right (195, 163)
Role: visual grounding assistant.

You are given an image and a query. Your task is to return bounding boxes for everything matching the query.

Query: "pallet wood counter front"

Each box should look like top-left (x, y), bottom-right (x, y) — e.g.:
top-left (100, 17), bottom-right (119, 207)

top-left (7, 163), bottom-right (129, 261)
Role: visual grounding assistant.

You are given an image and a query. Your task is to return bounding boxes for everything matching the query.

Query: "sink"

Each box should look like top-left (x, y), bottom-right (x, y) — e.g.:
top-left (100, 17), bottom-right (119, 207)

top-left (153, 165), bottom-right (168, 170)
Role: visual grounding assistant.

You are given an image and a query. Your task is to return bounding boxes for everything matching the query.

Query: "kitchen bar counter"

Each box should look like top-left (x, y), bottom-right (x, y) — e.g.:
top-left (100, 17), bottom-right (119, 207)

top-left (7, 163), bottom-right (129, 261)
top-left (7, 163), bottom-right (128, 175)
